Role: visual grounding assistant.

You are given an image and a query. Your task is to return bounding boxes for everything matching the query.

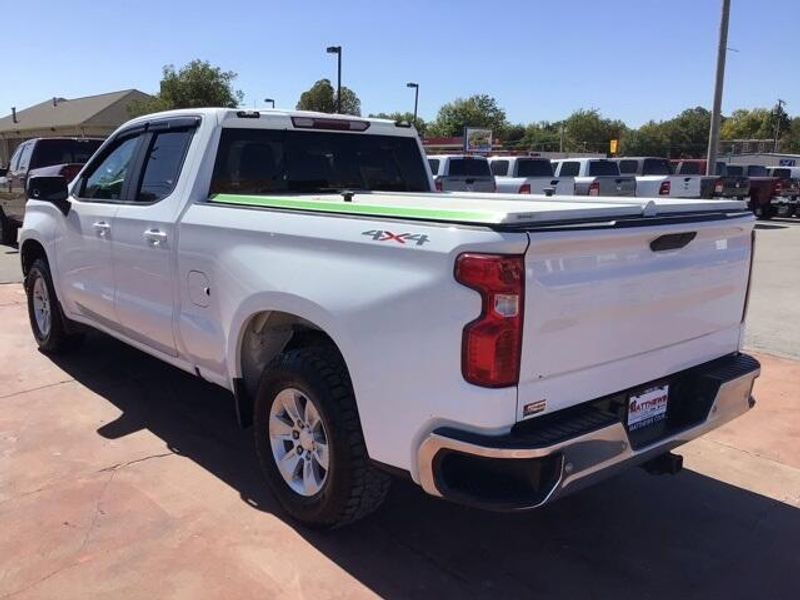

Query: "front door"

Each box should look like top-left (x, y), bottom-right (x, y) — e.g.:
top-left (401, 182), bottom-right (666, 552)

top-left (111, 123), bottom-right (197, 357)
top-left (57, 134), bottom-right (143, 326)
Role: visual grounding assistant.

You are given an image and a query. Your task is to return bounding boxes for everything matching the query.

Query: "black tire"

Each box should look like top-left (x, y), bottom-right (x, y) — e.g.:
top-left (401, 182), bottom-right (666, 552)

top-left (253, 345), bottom-right (390, 528)
top-left (0, 208), bottom-right (16, 246)
top-left (24, 258), bottom-right (83, 353)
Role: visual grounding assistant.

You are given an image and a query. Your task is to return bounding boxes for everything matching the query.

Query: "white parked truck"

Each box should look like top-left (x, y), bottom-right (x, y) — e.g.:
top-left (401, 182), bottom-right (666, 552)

top-left (615, 157), bottom-right (703, 199)
top-left (427, 154), bottom-right (496, 192)
top-left (488, 156), bottom-right (572, 195)
top-left (20, 108), bottom-right (760, 528)
top-left (552, 157), bottom-right (637, 196)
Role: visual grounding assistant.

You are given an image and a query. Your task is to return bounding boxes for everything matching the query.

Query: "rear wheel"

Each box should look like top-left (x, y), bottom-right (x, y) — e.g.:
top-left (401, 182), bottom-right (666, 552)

top-left (24, 258), bottom-right (83, 353)
top-left (253, 346), bottom-right (390, 528)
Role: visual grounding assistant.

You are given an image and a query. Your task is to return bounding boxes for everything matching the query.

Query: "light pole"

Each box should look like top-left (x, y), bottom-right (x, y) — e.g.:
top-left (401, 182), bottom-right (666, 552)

top-left (406, 82), bottom-right (419, 125)
top-left (706, 0), bottom-right (731, 176)
top-left (326, 45), bottom-right (342, 113)
top-left (264, 98), bottom-right (275, 108)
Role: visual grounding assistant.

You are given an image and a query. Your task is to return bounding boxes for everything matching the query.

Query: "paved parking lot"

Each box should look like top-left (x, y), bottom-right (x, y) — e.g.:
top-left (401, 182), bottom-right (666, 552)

top-left (1, 219), bottom-right (799, 599)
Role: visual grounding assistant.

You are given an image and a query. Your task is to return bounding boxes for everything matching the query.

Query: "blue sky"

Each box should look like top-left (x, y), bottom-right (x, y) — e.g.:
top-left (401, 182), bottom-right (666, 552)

top-left (2, 0), bottom-right (796, 127)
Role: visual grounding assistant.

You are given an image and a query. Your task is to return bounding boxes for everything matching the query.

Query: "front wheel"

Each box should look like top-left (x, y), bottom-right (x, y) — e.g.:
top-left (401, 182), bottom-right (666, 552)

top-left (253, 346), bottom-right (390, 528)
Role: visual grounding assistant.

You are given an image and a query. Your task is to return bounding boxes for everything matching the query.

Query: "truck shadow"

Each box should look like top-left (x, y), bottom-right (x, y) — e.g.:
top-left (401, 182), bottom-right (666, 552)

top-left (50, 331), bottom-right (800, 600)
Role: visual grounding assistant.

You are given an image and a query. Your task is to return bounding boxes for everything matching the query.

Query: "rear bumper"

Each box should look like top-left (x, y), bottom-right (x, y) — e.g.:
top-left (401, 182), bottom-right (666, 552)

top-left (416, 353), bottom-right (760, 511)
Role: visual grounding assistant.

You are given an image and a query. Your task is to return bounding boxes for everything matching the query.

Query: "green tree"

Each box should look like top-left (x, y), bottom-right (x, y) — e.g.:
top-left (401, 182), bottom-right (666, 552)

top-left (518, 121), bottom-right (562, 151)
top-left (562, 109), bottom-right (627, 153)
top-left (720, 108), bottom-right (773, 139)
top-left (129, 59), bottom-right (244, 117)
top-left (428, 94), bottom-right (508, 138)
top-left (296, 79), bottom-right (361, 116)
top-left (620, 121), bottom-right (670, 156)
top-left (780, 117), bottom-right (800, 153)
top-left (369, 112), bottom-right (427, 135)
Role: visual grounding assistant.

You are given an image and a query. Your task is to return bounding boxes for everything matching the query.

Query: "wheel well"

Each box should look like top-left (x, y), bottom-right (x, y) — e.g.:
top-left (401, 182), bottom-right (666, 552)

top-left (20, 239), bottom-right (47, 275)
top-left (235, 310), bottom-right (339, 427)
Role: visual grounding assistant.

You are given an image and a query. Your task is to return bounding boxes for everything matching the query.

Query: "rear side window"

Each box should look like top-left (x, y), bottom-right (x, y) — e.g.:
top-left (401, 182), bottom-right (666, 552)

top-left (676, 162), bottom-right (701, 175)
top-left (725, 165), bottom-right (743, 176)
top-left (588, 161), bottom-right (620, 176)
top-left (136, 130), bottom-right (194, 202)
top-left (642, 158), bottom-right (671, 175)
top-left (516, 159), bottom-right (553, 177)
top-left (447, 158), bottom-right (491, 177)
top-left (490, 160), bottom-right (509, 176)
top-left (559, 161), bottom-right (579, 176)
top-left (747, 165), bottom-right (768, 177)
top-left (211, 128), bottom-right (430, 195)
top-left (427, 158), bottom-right (440, 175)
top-left (618, 160), bottom-right (638, 174)
top-left (30, 139), bottom-right (103, 169)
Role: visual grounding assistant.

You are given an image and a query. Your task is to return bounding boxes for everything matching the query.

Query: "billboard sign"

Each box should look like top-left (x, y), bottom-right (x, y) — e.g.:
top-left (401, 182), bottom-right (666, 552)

top-left (464, 127), bottom-right (492, 153)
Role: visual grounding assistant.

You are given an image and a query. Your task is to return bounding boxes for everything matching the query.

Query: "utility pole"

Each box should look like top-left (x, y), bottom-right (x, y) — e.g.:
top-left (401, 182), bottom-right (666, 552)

top-left (326, 46), bottom-right (342, 113)
top-left (774, 98), bottom-right (786, 152)
top-left (706, 0), bottom-right (731, 175)
top-left (406, 82), bottom-right (419, 124)
top-left (559, 124), bottom-right (565, 153)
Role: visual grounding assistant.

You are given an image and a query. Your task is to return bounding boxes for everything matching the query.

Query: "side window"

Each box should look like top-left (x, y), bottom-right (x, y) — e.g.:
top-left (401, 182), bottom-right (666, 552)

top-left (81, 136), bottom-right (141, 200)
top-left (427, 158), bottom-right (440, 175)
top-left (9, 144), bottom-right (24, 170)
top-left (560, 161), bottom-right (580, 177)
top-left (17, 143), bottom-right (33, 171)
top-left (490, 160), bottom-right (509, 176)
top-left (136, 130), bottom-right (194, 202)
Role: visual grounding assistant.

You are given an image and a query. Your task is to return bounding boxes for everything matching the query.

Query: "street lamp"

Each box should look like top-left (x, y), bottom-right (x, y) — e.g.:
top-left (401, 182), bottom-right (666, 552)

top-left (326, 45), bottom-right (342, 113)
top-left (406, 82), bottom-right (419, 125)
top-left (264, 98), bottom-right (275, 108)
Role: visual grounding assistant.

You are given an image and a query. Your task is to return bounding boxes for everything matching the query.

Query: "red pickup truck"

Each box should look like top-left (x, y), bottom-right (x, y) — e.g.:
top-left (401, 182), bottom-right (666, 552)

top-left (720, 164), bottom-right (784, 219)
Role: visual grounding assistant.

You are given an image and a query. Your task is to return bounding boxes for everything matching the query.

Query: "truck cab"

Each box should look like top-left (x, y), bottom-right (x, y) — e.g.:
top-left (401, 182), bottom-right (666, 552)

top-left (552, 158), bottom-right (636, 196)
top-left (428, 154), bottom-right (496, 192)
top-left (488, 156), bottom-right (572, 195)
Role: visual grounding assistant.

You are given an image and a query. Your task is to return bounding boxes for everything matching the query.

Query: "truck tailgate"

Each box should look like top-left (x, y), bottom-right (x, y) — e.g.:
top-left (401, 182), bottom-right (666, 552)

top-left (517, 214), bottom-right (754, 421)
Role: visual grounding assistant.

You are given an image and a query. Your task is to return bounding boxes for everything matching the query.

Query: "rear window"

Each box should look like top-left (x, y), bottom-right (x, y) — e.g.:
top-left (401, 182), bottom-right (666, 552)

top-left (618, 160), bottom-right (638, 174)
top-left (516, 159), bottom-right (553, 177)
top-left (30, 139), bottom-right (103, 169)
top-left (490, 160), bottom-right (509, 176)
top-left (770, 168), bottom-right (790, 179)
top-left (676, 162), bottom-right (701, 175)
top-left (725, 165), bottom-right (743, 176)
top-left (427, 158), bottom-right (440, 175)
top-left (559, 161), bottom-right (579, 176)
top-left (211, 129), bottom-right (431, 195)
top-left (588, 161), bottom-right (620, 176)
top-left (447, 158), bottom-right (491, 177)
top-left (747, 165), bottom-right (768, 177)
top-left (642, 158), bottom-right (672, 175)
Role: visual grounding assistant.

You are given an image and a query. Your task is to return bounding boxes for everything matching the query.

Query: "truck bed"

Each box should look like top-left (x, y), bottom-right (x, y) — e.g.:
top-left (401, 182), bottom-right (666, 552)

top-left (208, 191), bottom-right (748, 227)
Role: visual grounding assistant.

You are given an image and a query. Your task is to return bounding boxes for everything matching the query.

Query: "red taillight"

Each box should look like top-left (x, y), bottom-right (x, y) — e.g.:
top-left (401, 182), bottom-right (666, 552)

top-left (434, 177), bottom-right (443, 192)
top-left (714, 179), bottom-right (724, 194)
top-left (519, 183), bottom-right (531, 194)
top-left (774, 181), bottom-right (783, 194)
top-left (588, 181), bottom-right (600, 196)
top-left (659, 180), bottom-right (671, 195)
top-left (455, 253), bottom-right (524, 388)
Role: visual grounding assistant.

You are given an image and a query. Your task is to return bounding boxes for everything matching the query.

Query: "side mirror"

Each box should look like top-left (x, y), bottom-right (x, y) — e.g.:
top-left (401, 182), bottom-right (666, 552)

top-left (27, 176), bottom-right (70, 216)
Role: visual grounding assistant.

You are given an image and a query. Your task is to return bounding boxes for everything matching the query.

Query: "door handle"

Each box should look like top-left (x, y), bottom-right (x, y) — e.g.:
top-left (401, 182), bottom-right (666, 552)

top-left (143, 228), bottom-right (168, 247)
top-left (93, 221), bottom-right (111, 237)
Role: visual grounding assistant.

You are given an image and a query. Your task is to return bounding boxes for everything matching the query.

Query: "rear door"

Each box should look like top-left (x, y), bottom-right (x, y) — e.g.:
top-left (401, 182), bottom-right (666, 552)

top-left (517, 214), bottom-right (754, 420)
top-left (111, 118), bottom-right (198, 356)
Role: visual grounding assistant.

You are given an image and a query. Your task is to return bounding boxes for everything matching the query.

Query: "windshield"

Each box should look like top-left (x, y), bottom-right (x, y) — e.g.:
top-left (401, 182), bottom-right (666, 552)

top-left (676, 162), bottom-right (701, 175)
top-left (771, 168), bottom-right (791, 179)
top-left (516, 159), bottom-right (553, 177)
top-left (447, 158), bottom-right (491, 177)
top-left (747, 165), bottom-right (768, 177)
top-left (588, 161), bottom-right (620, 176)
top-left (30, 139), bottom-right (103, 169)
top-left (642, 158), bottom-right (672, 175)
top-left (210, 128), bottom-right (431, 194)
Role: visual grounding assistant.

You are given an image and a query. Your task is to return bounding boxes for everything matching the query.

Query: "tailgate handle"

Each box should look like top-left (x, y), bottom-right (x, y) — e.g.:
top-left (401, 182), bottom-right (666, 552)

top-left (650, 232), bottom-right (697, 252)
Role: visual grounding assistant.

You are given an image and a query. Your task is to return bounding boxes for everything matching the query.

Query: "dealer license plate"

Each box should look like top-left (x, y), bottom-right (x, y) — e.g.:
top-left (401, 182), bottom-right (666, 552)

top-left (627, 384), bottom-right (669, 431)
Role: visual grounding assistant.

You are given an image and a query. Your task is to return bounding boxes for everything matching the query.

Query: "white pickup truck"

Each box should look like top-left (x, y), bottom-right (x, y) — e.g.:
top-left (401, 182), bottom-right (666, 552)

top-left (552, 157), bottom-right (637, 196)
top-left (616, 157), bottom-right (703, 198)
top-left (488, 156), bottom-right (572, 195)
top-left (20, 108), bottom-right (760, 528)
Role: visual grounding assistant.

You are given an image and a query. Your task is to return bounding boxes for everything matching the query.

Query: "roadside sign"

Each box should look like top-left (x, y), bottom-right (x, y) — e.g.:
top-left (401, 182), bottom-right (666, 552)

top-left (609, 139), bottom-right (619, 154)
top-left (464, 128), bottom-right (492, 153)
top-left (779, 159), bottom-right (796, 166)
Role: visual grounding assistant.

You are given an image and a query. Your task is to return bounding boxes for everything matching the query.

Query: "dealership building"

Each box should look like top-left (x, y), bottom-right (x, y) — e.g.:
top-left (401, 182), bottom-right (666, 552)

top-left (0, 89), bottom-right (150, 166)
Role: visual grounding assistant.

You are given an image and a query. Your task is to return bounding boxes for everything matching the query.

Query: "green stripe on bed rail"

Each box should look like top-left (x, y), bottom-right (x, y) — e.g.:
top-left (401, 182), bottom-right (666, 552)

top-left (208, 193), bottom-right (502, 223)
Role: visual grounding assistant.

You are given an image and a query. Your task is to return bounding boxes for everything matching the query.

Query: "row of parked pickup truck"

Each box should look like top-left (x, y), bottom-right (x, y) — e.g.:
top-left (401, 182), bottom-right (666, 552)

top-left (427, 154), bottom-right (800, 219)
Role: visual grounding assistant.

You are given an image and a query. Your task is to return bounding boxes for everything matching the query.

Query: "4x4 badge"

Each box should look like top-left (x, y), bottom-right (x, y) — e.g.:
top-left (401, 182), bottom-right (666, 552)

top-left (362, 230), bottom-right (430, 246)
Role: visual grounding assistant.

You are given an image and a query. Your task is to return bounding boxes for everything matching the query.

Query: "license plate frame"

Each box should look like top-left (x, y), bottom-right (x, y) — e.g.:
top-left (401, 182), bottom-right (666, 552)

top-left (626, 384), bottom-right (669, 432)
